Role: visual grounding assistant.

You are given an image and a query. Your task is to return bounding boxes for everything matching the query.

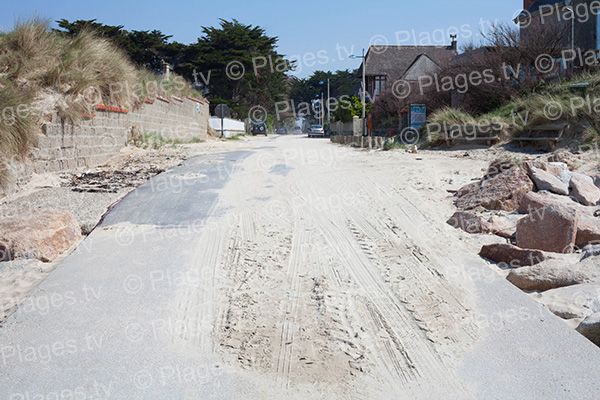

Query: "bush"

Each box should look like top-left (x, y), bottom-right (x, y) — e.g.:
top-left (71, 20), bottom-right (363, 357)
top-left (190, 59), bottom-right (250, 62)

top-left (429, 22), bottom-right (567, 116)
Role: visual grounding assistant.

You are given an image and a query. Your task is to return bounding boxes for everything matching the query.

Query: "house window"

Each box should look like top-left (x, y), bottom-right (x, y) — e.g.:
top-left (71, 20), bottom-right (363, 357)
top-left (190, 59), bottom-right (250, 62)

top-left (373, 76), bottom-right (386, 96)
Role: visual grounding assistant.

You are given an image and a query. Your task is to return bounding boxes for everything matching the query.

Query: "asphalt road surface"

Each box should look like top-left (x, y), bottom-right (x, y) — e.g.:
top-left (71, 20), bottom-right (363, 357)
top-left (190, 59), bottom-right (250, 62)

top-left (2, 135), bottom-right (600, 399)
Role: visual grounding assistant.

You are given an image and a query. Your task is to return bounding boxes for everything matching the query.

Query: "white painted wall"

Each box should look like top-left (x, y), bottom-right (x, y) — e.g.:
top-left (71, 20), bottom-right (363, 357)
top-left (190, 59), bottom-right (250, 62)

top-left (209, 117), bottom-right (246, 137)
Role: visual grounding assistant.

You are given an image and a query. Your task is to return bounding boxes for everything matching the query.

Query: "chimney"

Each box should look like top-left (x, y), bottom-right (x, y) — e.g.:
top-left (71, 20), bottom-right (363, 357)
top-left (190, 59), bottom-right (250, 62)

top-left (449, 34), bottom-right (457, 51)
top-left (524, 0), bottom-right (535, 10)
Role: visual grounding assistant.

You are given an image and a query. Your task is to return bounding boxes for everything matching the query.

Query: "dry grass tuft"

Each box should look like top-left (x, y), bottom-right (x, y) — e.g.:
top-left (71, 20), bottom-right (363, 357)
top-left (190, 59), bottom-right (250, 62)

top-left (0, 19), bottom-right (202, 189)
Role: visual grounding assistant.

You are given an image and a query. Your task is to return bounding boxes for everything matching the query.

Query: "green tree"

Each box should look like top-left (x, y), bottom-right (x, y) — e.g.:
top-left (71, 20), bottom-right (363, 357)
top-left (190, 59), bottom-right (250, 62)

top-left (289, 69), bottom-right (358, 121)
top-left (289, 69), bottom-right (357, 105)
top-left (55, 19), bottom-right (126, 39)
top-left (176, 19), bottom-right (292, 119)
top-left (123, 30), bottom-right (174, 72)
top-left (334, 95), bottom-right (371, 122)
top-left (55, 19), bottom-right (178, 72)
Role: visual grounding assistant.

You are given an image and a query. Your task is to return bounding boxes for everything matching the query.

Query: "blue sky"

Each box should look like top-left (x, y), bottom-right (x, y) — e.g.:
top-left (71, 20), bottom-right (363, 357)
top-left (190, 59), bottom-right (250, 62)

top-left (0, 0), bottom-right (523, 77)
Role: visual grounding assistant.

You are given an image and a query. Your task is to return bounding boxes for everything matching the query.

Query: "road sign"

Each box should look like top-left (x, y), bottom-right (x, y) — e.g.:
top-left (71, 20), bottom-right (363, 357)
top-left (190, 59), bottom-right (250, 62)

top-left (215, 104), bottom-right (230, 118)
top-left (215, 104), bottom-right (230, 138)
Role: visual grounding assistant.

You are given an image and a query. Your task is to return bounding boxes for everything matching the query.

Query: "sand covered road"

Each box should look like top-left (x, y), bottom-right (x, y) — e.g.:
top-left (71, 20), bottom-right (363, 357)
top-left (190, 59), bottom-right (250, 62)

top-left (2, 135), bottom-right (600, 399)
top-left (197, 137), bottom-right (486, 397)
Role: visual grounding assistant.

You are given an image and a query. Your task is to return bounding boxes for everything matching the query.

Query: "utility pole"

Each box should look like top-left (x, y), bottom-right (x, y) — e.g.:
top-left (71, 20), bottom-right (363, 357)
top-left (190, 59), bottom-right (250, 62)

top-left (319, 78), bottom-right (331, 132)
top-left (321, 91), bottom-right (324, 126)
top-left (362, 49), bottom-right (366, 136)
top-left (326, 77), bottom-right (330, 133)
top-left (349, 49), bottom-right (367, 136)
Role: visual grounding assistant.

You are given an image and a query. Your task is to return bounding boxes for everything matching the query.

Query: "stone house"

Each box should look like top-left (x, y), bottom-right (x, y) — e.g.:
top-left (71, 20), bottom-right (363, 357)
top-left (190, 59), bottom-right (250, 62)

top-left (355, 40), bottom-right (458, 103)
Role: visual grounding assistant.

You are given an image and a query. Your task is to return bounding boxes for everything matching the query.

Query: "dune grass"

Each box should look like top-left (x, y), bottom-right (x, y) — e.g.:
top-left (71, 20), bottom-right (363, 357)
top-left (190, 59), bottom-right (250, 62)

top-left (427, 107), bottom-right (476, 127)
top-left (0, 19), bottom-right (203, 189)
top-left (422, 107), bottom-right (476, 144)
top-left (136, 69), bottom-right (203, 100)
top-left (425, 72), bottom-right (600, 146)
top-left (0, 19), bottom-right (141, 110)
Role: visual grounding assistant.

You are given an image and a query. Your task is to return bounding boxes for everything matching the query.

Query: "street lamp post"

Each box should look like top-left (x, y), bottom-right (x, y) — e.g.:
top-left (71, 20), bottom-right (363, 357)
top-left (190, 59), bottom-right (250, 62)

top-left (349, 49), bottom-right (367, 136)
top-left (321, 91), bottom-right (325, 127)
top-left (327, 77), bottom-right (330, 133)
top-left (319, 78), bottom-right (331, 133)
top-left (314, 94), bottom-right (320, 126)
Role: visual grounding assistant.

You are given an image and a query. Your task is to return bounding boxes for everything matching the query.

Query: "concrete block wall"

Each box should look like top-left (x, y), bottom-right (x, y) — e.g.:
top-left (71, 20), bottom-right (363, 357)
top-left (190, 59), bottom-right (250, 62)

top-left (4, 98), bottom-right (209, 194)
top-left (330, 121), bottom-right (354, 136)
top-left (30, 112), bottom-right (128, 174)
top-left (129, 98), bottom-right (209, 143)
top-left (353, 117), bottom-right (363, 137)
top-left (330, 116), bottom-right (363, 137)
top-left (330, 134), bottom-right (385, 149)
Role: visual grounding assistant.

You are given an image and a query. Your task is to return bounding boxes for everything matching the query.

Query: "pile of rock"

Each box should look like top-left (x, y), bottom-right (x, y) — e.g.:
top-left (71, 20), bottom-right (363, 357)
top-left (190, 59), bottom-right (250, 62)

top-left (448, 155), bottom-right (600, 346)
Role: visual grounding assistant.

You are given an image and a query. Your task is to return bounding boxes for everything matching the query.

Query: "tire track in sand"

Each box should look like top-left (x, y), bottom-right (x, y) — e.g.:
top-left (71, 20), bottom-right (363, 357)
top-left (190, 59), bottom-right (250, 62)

top-left (290, 170), bottom-right (473, 396)
top-left (172, 216), bottom-right (231, 353)
top-left (274, 203), bottom-right (305, 386)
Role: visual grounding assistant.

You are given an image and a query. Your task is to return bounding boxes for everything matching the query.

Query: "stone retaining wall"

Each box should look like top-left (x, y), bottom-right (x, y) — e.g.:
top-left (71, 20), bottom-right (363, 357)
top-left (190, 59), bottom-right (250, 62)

top-left (3, 97), bottom-right (209, 194)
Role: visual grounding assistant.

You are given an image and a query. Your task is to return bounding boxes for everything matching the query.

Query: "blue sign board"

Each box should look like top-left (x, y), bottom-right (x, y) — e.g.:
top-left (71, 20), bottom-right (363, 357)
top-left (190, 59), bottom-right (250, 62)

top-left (410, 104), bottom-right (426, 129)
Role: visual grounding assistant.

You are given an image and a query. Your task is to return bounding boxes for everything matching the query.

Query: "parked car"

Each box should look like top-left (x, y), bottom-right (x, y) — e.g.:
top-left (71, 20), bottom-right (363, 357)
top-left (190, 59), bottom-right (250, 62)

top-left (293, 126), bottom-right (302, 134)
top-left (251, 120), bottom-right (268, 136)
top-left (276, 127), bottom-right (288, 135)
top-left (307, 124), bottom-right (325, 138)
